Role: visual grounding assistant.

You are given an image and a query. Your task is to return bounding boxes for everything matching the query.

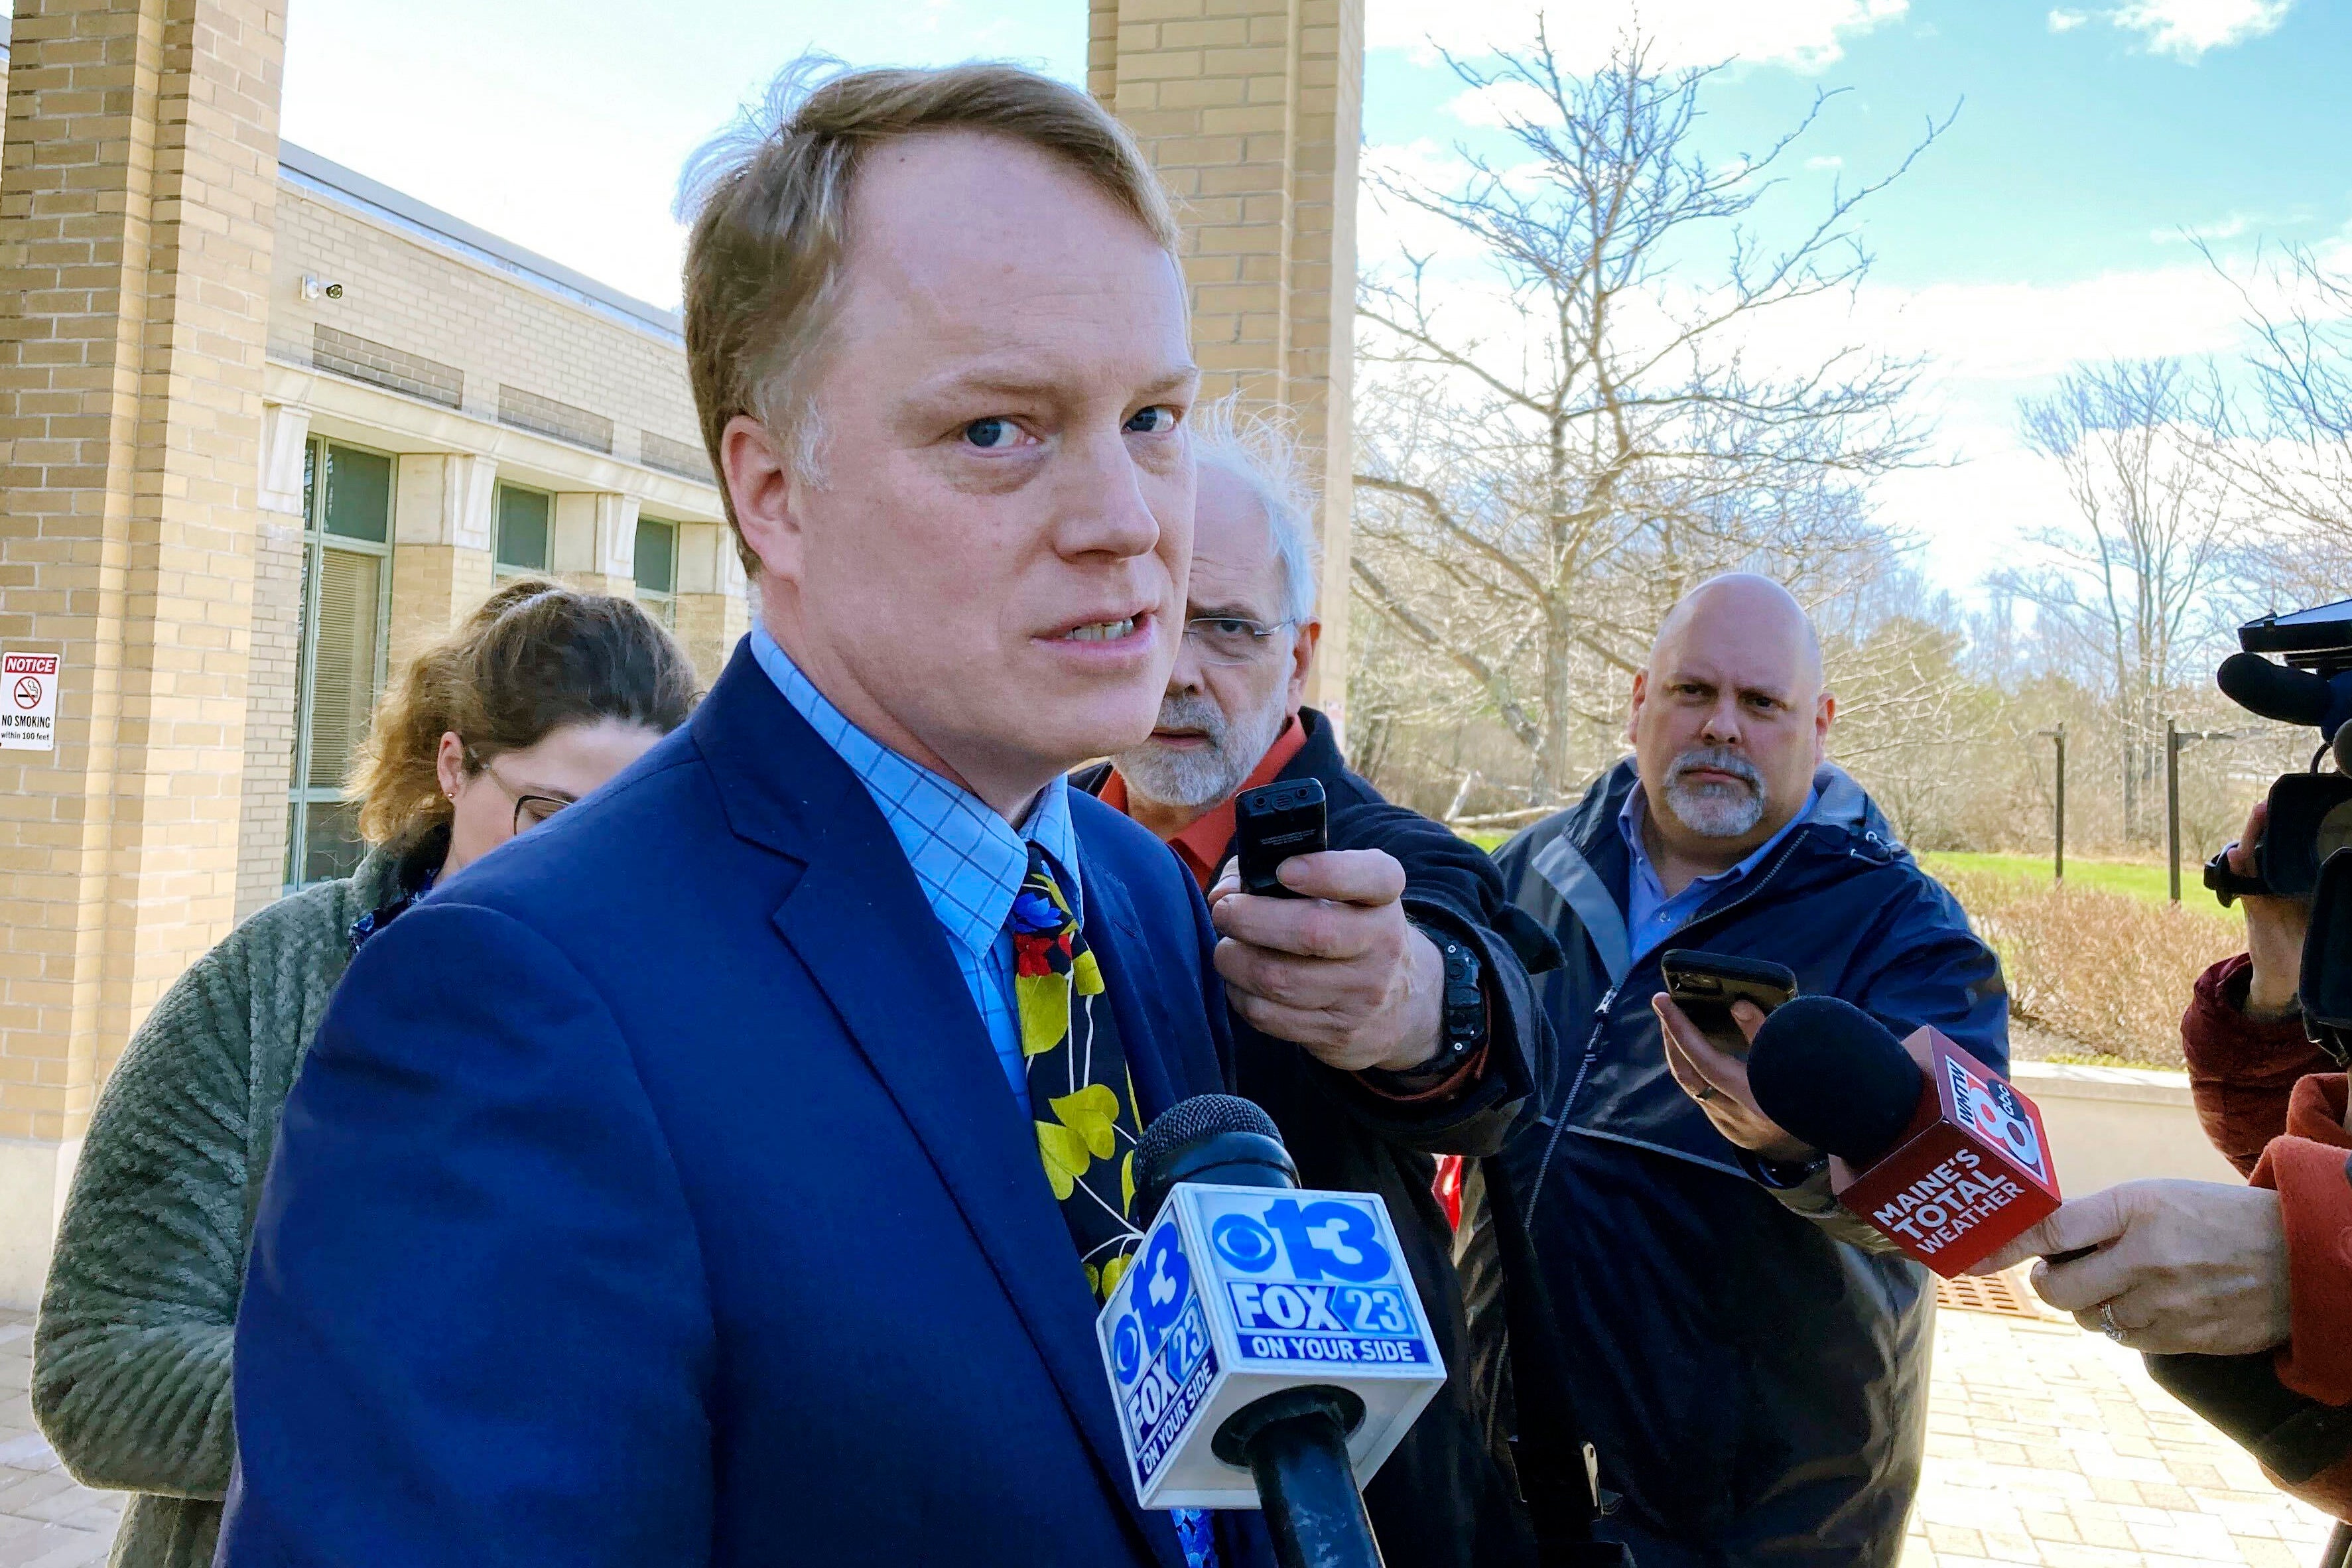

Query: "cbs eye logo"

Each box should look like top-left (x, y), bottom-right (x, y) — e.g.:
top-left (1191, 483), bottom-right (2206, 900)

top-left (1212, 1214), bottom-right (1278, 1273)
top-left (1111, 1315), bottom-right (1144, 1386)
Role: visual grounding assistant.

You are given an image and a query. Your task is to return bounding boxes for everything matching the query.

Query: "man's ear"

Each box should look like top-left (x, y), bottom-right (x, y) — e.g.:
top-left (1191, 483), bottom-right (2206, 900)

top-left (1287, 619), bottom-right (1321, 717)
top-left (722, 413), bottom-right (806, 583)
top-left (1626, 669), bottom-right (1649, 747)
top-left (1815, 689), bottom-right (1837, 763)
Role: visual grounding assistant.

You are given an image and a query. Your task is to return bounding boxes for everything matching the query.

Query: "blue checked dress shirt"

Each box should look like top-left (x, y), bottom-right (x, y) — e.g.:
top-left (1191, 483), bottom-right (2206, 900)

top-left (751, 629), bottom-right (1220, 1568)
top-left (750, 625), bottom-right (1078, 1102)
top-left (1618, 778), bottom-right (1819, 964)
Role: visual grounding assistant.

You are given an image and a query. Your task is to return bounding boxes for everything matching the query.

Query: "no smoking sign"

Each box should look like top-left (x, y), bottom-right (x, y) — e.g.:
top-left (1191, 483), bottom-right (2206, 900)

top-left (2, 652), bottom-right (58, 751)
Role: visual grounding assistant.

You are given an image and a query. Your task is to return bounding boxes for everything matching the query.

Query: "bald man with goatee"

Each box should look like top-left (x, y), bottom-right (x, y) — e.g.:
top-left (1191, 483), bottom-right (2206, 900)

top-left (1470, 574), bottom-right (2010, 1568)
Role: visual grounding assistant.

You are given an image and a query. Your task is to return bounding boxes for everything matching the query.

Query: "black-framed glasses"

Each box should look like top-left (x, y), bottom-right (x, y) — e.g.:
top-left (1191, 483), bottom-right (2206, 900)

top-left (1183, 615), bottom-right (1296, 666)
top-left (464, 746), bottom-right (573, 836)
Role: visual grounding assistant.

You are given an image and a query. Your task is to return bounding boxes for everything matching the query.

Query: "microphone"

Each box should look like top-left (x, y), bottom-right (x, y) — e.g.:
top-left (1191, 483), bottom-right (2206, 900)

top-left (2218, 651), bottom-right (2337, 730)
top-left (1098, 1094), bottom-right (1447, 1568)
top-left (1747, 998), bottom-right (2063, 1275)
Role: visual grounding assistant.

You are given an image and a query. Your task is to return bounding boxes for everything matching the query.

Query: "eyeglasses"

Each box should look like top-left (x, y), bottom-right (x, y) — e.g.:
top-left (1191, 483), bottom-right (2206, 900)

top-left (1183, 615), bottom-right (1297, 666)
top-left (464, 746), bottom-right (574, 837)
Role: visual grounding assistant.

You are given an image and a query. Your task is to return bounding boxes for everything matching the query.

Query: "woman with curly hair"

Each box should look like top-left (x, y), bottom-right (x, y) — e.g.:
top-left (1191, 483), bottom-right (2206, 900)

top-left (31, 577), bottom-right (698, 1568)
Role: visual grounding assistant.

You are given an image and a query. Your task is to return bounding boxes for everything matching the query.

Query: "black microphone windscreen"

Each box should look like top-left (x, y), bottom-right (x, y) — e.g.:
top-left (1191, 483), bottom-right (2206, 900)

top-left (2218, 652), bottom-right (2335, 728)
top-left (1746, 996), bottom-right (1925, 1167)
top-left (1136, 1093), bottom-right (1283, 1185)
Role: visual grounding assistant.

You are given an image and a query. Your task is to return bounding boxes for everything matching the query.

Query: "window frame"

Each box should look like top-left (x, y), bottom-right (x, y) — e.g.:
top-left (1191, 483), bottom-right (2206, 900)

top-left (493, 480), bottom-right (554, 578)
top-left (634, 514), bottom-right (679, 626)
top-left (285, 435), bottom-right (397, 893)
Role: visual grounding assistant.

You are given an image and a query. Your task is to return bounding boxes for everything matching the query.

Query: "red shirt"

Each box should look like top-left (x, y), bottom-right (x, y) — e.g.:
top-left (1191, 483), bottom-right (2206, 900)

top-left (1098, 718), bottom-right (1311, 891)
top-left (1096, 717), bottom-right (1485, 1108)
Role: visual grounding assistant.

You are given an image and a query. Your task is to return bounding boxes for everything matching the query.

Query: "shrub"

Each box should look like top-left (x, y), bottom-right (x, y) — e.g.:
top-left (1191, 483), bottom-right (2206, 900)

top-left (1938, 870), bottom-right (2244, 1069)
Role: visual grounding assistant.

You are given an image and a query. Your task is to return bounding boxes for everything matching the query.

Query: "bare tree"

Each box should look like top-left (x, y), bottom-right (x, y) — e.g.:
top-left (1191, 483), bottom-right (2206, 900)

top-left (1348, 29), bottom-right (1948, 801)
top-left (2203, 240), bottom-right (2352, 606)
top-left (1994, 359), bottom-right (2234, 843)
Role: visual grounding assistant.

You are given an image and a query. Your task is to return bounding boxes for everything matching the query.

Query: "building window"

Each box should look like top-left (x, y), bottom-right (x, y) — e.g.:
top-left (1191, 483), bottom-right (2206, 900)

top-left (495, 483), bottom-right (551, 575)
top-left (287, 438), bottom-right (395, 891)
top-left (635, 515), bottom-right (677, 625)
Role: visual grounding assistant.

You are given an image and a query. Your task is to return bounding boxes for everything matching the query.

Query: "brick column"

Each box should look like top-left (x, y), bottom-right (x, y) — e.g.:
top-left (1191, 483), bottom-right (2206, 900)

top-left (387, 452), bottom-right (495, 675)
top-left (673, 521), bottom-right (750, 688)
top-left (1092, 0), bottom-right (1362, 722)
top-left (551, 491), bottom-right (637, 599)
top-left (0, 0), bottom-right (289, 1305)
top-left (235, 403), bottom-right (309, 919)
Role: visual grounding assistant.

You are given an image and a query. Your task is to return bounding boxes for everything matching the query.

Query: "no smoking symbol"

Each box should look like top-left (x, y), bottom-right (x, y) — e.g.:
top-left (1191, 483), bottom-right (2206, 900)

top-left (14, 676), bottom-right (40, 710)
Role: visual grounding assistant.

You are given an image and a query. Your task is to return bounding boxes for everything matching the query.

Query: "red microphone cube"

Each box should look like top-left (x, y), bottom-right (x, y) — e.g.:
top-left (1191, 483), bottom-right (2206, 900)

top-left (1833, 1028), bottom-right (2061, 1277)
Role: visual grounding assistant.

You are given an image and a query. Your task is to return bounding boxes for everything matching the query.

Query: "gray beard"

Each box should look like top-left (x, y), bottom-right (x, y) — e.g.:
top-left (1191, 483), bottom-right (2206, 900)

top-left (1662, 746), bottom-right (1768, 838)
top-left (1115, 691), bottom-right (1289, 813)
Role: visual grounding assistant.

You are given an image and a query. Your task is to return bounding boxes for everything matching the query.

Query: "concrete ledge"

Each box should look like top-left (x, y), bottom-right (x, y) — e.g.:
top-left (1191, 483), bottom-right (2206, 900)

top-left (2011, 1060), bottom-right (2243, 1192)
top-left (0, 1136), bottom-right (78, 1312)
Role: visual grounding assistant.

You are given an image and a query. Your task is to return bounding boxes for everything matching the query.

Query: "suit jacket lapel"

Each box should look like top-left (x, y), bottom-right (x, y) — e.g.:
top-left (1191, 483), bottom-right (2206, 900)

top-left (696, 651), bottom-right (1175, 1562)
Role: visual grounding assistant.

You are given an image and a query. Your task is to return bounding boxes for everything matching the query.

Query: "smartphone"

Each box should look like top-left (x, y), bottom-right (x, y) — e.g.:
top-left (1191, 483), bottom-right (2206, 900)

top-left (1658, 948), bottom-right (1798, 1057)
top-left (1234, 778), bottom-right (1329, 898)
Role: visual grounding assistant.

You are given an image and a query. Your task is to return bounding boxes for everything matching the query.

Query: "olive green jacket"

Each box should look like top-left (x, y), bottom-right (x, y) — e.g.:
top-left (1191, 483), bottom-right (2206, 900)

top-left (31, 847), bottom-right (405, 1568)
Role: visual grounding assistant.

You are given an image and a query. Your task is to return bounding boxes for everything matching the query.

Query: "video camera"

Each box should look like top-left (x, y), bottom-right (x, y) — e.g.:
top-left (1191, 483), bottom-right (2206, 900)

top-left (2203, 596), bottom-right (2352, 1063)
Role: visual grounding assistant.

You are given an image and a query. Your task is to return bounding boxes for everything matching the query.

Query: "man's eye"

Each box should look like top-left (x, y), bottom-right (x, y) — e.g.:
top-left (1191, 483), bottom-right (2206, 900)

top-left (1208, 618), bottom-right (1253, 635)
top-left (963, 417), bottom-right (1023, 450)
top-left (1125, 405), bottom-right (1177, 435)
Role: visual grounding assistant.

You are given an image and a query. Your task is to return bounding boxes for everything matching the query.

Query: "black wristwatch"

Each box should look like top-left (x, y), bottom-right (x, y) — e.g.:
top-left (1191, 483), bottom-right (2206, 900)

top-left (1421, 922), bottom-right (1487, 1066)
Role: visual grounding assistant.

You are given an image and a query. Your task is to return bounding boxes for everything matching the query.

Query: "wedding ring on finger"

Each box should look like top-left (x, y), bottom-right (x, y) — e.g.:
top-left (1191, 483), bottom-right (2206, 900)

top-left (1693, 1083), bottom-right (1717, 1103)
top-left (2099, 1303), bottom-right (2126, 1342)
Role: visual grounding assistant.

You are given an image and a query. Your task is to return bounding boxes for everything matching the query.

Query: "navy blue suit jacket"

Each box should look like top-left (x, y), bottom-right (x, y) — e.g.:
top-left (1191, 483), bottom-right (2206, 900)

top-left (220, 644), bottom-right (1275, 1568)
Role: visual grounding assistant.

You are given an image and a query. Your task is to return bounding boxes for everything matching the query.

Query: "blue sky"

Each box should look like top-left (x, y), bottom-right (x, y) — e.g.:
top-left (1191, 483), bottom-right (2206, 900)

top-left (281, 0), bottom-right (2343, 588)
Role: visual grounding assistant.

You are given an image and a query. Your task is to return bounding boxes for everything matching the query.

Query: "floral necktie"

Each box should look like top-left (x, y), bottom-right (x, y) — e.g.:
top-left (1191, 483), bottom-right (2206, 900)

top-left (1011, 843), bottom-right (1146, 1298)
top-left (1008, 844), bottom-right (1219, 1568)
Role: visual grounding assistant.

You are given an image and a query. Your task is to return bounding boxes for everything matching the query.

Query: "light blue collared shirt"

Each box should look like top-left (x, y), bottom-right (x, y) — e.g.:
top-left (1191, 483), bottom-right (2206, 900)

top-left (1618, 780), bottom-right (1819, 964)
top-left (749, 625), bottom-right (1077, 1103)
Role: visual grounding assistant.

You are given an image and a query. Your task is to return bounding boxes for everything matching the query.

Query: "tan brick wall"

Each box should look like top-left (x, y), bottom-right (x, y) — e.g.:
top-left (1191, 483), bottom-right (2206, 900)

top-left (1094, 0), bottom-right (1362, 719)
top-left (0, 0), bottom-right (289, 1141)
top-left (387, 544), bottom-right (493, 678)
top-left (270, 186), bottom-right (703, 474)
top-left (674, 520), bottom-right (750, 688)
top-left (234, 514), bottom-right (303, 919)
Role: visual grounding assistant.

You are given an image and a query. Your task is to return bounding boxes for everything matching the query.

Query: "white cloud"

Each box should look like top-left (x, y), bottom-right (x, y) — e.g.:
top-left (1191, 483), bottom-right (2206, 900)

top-left (2105, 0), bottom-right (2294, 59)
top-left (2150, 212), bottom-right (2254, 244)
top-left (1443, 80), bottom-right (1561, 129)
top-left (1856, 268), bottom-right (2253, 381)
top-left (2047, 9), bottom-right (2091, 31)
top-left (1806, 155), bottom-right (1846, 170)
top-left (1366, 0), bottom-right (1908, 72)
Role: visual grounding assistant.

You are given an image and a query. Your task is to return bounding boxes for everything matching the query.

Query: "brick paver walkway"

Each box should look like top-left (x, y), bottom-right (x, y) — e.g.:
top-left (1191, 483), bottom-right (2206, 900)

top-left (1903, 1305), bottom-right (2337, 1568)
top-left (1, 1301), bottom-right (2340, 1567)
top-left (0, 1313), bottom-right (111, 1568)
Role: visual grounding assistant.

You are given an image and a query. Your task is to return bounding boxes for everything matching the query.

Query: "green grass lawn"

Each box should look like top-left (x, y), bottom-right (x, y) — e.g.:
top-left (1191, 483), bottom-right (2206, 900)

top-left (1917, 850), bottom-right (2179, 905)
top-left (1450, 836), bottom-right (2188, 907)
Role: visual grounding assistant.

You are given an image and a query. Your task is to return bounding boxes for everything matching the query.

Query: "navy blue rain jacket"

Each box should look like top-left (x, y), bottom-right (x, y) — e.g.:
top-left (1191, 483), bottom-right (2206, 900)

top-left (1474, 759), bottom-right (2008, 1568)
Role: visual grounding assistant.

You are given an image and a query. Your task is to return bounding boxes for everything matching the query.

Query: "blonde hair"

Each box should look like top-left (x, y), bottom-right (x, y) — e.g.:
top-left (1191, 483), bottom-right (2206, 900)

top-left (676, 56), bottom-right (1179, 566)
top-left (349, 578), bottom-right (699, 847)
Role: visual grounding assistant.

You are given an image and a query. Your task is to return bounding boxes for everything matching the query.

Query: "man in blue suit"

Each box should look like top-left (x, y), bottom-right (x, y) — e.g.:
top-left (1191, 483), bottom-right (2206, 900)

top-left (220, 60), bottom-right (1285, 1568)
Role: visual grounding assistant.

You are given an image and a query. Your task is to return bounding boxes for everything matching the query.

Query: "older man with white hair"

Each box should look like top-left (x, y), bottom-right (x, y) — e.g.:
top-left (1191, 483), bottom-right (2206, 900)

top-left (1076, 402), bottom-right (1558, 1568)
